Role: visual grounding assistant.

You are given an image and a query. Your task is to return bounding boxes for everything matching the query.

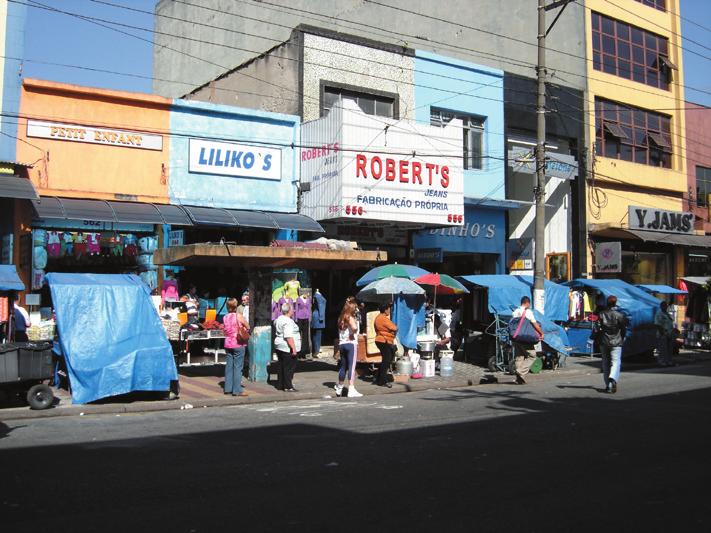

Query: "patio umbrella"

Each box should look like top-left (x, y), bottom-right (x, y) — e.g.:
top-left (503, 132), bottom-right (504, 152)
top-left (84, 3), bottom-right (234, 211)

top-left (356, 276), bottom-right (425, 303)
top-left (414, 272), bottom-right (469, 310)
top-left (356, 263), bottom-right (430, 287)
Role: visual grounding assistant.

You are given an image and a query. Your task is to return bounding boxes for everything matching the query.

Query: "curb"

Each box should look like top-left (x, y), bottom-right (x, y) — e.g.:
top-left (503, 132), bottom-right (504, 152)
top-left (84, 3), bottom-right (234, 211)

top-left (2, 355), bottom-right (709, 422)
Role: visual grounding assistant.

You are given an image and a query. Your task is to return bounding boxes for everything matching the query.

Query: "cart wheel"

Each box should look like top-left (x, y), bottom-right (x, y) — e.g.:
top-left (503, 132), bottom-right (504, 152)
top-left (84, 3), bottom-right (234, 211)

top-left (27, 384), bottom-right (54, 410)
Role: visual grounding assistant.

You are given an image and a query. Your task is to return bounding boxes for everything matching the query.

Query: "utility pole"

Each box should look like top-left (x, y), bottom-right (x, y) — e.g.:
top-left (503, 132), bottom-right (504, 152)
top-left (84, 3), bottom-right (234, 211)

top-left (533, 0), bottom-right (547, 314)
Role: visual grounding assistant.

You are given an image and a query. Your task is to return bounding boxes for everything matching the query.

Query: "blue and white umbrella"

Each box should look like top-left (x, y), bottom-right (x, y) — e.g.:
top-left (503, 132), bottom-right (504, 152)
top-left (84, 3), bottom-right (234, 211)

top-left (356, 276), bottom-right (425, 302)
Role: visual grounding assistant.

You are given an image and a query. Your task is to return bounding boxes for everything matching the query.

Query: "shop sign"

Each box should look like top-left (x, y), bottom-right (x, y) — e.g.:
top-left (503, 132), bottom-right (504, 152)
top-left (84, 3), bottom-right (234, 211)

top-left (508, 148), bottom-right (577, 180)
top-left (188, 139), bottom-right (282, 181)
top-left (33, 218), bottom-right (153, 233)
top-left (414, 248), bottom-right (443, 263)
top-left (413, 206), bottom-right (505, 255)
top-left (628, 206), bottom-right (693, 234)
top-left (1, 234), bottom-right (13, 264)
top-left (511, 259), bottom-right (533, 271)
top-left (595, 241), bottom-right (622, 273)
top-left (27, 120), bottom-right (163, 151)
top-left (301, 101), bottom-right (464, 226)
top-left (168, 230), bottom-right (184, 247)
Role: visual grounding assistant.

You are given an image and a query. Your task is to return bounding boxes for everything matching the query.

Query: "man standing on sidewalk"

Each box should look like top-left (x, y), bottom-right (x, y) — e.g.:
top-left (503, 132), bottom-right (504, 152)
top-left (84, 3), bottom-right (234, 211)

top-left (511, 296), bottom-right (544, 385)
top-left (597, 295), bottom-right (628, 393)
top-left (654, 301), bottom-right (675, 367)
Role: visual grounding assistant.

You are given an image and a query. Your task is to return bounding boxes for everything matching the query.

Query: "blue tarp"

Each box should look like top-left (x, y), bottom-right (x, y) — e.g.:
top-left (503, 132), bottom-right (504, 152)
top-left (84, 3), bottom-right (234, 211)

top-left (47, 273), bottom-right (177, 404)
top-left (515, 275), bottom-right (570, 322)
top-left (0, 265), bottom-right (24, 292)
top-left (392, 294), bottom-right (426, 349)
top-left (637, 284), bottom-right (687, 295)
top-left (458, 275), bottom-right (570, 355)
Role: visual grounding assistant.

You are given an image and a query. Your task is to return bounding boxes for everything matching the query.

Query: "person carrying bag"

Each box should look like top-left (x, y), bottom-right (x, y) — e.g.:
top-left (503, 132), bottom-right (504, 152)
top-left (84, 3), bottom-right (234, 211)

top-left (509, 296), bottom-right (544, 384)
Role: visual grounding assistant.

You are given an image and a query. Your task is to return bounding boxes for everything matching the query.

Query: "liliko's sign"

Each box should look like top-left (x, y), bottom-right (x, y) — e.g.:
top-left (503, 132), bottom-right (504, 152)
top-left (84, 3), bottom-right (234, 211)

top-left (628, 206), bottom-right (693, 234)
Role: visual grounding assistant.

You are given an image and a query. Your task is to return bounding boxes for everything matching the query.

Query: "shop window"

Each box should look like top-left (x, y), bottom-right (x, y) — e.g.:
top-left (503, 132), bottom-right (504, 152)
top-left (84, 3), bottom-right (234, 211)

top-left (546, 253), bottom-right (571, 284)
top-left (633, 0), bottom-right (666, 11)
top-left (591, 12), bottom-right (671, 89)
top-left (431, 108), bottom-right (485, 170)
top-left (696, 166), bottom-right (711, 207)
top-left (595, 97), bottom-right (672, 168)
top-left (321, 86), bottom-right (395, 118)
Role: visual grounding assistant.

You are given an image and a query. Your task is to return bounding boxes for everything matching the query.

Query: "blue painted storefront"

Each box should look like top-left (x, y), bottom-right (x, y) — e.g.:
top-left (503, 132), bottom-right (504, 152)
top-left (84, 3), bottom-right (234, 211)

top-left (168, 99), bottom-right (300, 213)
top-left (413, 203), bottom-right (507, 273)
top-left (1, 1), bottom-right (27, 162)
top-left (414, 51), bottom-right (508, 271)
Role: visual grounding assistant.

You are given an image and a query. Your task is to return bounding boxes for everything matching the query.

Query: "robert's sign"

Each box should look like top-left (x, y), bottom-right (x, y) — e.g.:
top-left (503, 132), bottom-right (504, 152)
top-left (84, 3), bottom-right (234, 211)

top-left (629, 206), bottom-right (693, 234)
top-left (188, 139), bottom-right (282, 181)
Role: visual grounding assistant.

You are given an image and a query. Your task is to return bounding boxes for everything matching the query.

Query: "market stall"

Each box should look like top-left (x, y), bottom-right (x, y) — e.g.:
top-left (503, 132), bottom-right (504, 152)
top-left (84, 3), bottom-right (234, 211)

top-left (47, 273), bottom-right (177, 404)
top-left (0, 265), bottom-right (24, 342)
top-left (564, 279), bottom-right (660, 357)
top-left (677, 277), bottom-right (710, 349)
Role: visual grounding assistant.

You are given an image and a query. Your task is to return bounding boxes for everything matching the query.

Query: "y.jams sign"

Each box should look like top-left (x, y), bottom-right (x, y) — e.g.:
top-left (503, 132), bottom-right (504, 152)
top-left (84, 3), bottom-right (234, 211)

top-left (300, 101), bottom-right (464, 226)
top-left (628, 206), bottom-right (693, 234)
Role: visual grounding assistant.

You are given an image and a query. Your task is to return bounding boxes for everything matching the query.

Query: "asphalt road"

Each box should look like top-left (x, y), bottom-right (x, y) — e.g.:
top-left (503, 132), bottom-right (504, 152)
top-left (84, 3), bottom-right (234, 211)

top-left (2, 362), bottom-right (710, 532)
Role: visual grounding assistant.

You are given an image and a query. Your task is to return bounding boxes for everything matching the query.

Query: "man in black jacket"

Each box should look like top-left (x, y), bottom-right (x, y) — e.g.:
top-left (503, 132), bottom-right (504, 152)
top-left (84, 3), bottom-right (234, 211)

top-left (597, 295), bottom-right (628, 393)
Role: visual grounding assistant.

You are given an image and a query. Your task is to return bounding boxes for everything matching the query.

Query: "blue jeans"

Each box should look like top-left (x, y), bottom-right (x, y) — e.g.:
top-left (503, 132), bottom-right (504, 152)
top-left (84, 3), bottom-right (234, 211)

top-left (312, 328), bottom-right (323, 355)
top-left (338, 342), bottom-right (356, 382)
top-left (225, 346), bottom-right (246, 394)
top-left (601, 344), bottom-right (622, 386)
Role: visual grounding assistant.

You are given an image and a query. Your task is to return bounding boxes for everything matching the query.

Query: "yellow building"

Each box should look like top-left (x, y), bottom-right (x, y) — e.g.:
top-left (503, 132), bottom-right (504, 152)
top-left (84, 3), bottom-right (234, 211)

top-left (584, 0), bottom-right (699, 285)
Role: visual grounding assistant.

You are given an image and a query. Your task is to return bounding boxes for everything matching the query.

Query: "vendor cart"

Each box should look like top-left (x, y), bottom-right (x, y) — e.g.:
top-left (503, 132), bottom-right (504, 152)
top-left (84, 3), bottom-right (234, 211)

top-left (0, 341), bottom-right (55, 410)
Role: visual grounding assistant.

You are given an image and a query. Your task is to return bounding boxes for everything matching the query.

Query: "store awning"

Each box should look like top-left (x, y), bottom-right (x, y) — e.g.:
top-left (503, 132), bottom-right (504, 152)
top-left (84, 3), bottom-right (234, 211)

top-left (591, 227), bottom-right (711, 248)
top-left (0, 264), bottom-right (25, 291)
top-left (269, 212), bottom-right (324, 232)
top-left (226, 209), bottom-right (279, 229)
top-left (154, 204), bottom-right (192, 226)
top-left (182, 205), bottom-right (238, 226)
top-left (0, 175), bottom-right (39, 200)
top-left (153, 243), bottom-right (386, 270)
top-left (55, 198), bottom-right (116, 222)
top-left (107, 201), bottom-right (165, 224)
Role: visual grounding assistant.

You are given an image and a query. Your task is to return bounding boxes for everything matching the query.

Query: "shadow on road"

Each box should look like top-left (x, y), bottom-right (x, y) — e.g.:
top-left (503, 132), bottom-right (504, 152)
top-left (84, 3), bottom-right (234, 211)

top-left (1, 383), bottom-right (709, 532)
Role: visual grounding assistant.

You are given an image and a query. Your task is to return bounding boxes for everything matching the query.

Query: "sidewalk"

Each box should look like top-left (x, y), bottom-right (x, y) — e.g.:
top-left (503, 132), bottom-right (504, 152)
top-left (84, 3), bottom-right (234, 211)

top-left (2, 348), bottom-right (710, 421)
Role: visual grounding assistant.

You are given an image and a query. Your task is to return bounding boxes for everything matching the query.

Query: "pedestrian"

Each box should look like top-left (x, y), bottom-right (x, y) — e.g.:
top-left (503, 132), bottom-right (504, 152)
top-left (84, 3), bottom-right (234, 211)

top-left (654, 301), bottom-right (675, 367)
top-left (222, 298), bottom-right (249, 397)
top-left (13, 297), bottom-right (31, 342)
top-left (511, 296), bottom-right (544, 385)
top-left (374, 302), bottom-right (398, 388)
top-left (597, 295), bottom-right (628, 393)
top-left (334, 301), bottom-right (362, 398)
top-left (274, 302), bottom-right (300, 392)
top-left (236, 290), bottom-right (250, 325)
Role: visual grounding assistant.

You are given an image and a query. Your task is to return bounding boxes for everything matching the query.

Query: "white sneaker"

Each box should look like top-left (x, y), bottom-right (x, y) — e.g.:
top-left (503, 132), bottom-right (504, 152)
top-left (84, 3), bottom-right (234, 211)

top-left (347, 387), bottom-right (363, 398)
top-left (334, 384), bottom-right (343, 397)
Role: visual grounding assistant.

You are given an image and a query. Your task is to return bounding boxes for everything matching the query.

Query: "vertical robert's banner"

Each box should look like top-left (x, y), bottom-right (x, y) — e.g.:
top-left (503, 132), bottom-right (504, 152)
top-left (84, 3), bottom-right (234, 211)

top-left (300, 101), bottom-right (464, 226)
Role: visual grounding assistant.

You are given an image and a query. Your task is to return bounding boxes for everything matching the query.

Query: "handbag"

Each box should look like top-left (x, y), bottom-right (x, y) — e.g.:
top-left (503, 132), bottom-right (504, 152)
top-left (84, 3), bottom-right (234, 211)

top-left (237, 318), bottom-right (251, 343)
top-left (508, 315), bottom-right (540, 345)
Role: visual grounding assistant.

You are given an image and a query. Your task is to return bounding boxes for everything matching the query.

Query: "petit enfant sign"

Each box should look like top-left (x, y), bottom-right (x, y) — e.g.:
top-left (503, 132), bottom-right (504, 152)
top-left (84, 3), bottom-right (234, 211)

top-left (27, 120), bottom-right (163, 151)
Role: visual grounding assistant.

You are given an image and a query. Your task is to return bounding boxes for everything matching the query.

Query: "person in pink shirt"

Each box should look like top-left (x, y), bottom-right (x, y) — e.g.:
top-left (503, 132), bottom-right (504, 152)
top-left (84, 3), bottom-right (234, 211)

top-left (222, 298), bottom-right (250, 396)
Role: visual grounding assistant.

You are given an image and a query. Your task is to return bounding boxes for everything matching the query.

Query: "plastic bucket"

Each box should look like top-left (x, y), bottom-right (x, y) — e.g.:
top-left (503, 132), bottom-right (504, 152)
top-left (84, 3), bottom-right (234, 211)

top-left (440, 355), bottom-right (454, 377)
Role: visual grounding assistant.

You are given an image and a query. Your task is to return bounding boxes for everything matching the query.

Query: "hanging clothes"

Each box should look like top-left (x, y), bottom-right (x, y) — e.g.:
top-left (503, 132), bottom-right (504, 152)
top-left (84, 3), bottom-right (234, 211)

top-left (47, 231), bottom-right (61, 257)
top-left (312, 291), bottom-right (327, 329)
top-left (283, 279), bottom-right (301, 301)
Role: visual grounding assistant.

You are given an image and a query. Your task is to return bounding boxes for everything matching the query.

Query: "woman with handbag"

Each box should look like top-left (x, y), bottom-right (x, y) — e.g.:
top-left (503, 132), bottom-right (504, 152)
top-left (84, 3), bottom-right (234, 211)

top-left (223, 298), bottom-right (250, 397)
top-left (510, 296), bottom-right (544, 385)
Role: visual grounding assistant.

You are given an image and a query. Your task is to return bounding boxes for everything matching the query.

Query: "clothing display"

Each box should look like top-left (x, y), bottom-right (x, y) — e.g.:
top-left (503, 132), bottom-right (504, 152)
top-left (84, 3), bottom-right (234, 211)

top-left (47, 231), bottom-right (61, 257)
top-left (295, 296), bottom-right (311, 320)
top-left (74, 233), bottom-right (87, 258)
top-left (312, 291), bottom-right (326, 329)
top-left (62, 232), bottom-right (74, 256)
top-left (283, 279), bottom-right (301, 301)
top-left (86, 232), bottom-right (100, 255)
top-left (123, 234), bottom-right (137, 257)
top-left (297, 318), bottom-right (311, 357)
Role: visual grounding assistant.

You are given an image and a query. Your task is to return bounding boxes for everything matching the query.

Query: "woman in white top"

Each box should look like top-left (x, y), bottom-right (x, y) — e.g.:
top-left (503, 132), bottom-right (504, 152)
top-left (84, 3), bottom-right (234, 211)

top-left (273, 302), bottom-right (301, 392)
top-left (334, 301), bottom-right (362, 398)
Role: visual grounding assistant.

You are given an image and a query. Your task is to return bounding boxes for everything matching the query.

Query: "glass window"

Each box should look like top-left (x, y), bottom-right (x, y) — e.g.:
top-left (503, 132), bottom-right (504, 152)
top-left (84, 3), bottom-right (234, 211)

top-left (431, 108), bottom-right (484, 170)
top-left (321, 86), bottom-right (395, 118)
top-left (595, 97), bottom-right (672, 168)
top-left (697, 166), bottom-right (711, 207)
top-left (592, 12), bottom-right (669, 90)
top-left (634, 0), bottom-right (666, 12)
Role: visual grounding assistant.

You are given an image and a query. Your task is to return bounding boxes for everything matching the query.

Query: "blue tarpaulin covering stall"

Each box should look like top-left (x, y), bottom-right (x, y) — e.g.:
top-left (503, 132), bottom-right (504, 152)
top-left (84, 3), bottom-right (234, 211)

top-left (564, 278), bottom-right (660, 356)
top-left (392, 294), bottom-right (426, 349)
top-left (0, 265), bottom-right (24, 291)
top-left (47, 273), bottom-right (177, 404)
top-left (515, 275), bottom-right (571, 322)
top-left (458, 275), bottom-right (570, 356)
top-left (637, 284), bottom-right (687, 295)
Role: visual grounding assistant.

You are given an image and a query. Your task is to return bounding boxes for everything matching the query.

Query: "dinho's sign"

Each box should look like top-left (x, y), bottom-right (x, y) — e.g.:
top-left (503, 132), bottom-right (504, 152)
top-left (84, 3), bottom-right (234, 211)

top-left (188, 139), bottom-right (282, 181)
top-left (629, 206), bottom-right (693, 234)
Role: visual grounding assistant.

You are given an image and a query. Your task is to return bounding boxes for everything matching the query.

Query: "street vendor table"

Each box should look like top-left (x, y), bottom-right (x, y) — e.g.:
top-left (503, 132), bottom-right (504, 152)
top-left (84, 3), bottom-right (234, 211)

top-left (177, 329), bottom-right (226, 366)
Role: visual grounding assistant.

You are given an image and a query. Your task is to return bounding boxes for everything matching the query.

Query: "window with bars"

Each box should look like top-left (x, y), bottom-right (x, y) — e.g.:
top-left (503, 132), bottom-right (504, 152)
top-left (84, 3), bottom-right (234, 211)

top-left (591, 12), bottom-right (674, 89)
top-left (595, 98), bottom-right (672, 168)
top-left (633, 0), bottom-right (666, 11)
top-left (430, 108), bottom-right (485, 170)
top-left (697, 166), bottom-right (711, 207)
top-left (321, 86), bottom-right (395, 118)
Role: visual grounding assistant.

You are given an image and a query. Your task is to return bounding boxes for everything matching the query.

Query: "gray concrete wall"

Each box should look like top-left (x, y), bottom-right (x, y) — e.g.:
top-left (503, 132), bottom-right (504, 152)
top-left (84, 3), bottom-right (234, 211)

top-left (153, 0), bottom-right (586, 97)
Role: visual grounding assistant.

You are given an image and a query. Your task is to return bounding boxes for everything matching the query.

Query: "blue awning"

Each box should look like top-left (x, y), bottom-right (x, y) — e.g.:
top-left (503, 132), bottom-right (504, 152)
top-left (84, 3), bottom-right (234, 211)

top-left (637, 284), bottom-right (687, 295)
top-left (0, 265), bottom-right (24, 291)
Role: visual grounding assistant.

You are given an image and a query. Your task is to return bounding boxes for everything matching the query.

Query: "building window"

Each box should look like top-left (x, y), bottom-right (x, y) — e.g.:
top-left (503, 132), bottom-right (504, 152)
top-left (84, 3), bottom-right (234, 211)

top-left (591, 12), bottom-right (674, 89)
top-left (633, 0), bottom-right (666, 11)
top-left (430, 108), bottom-right (485, 170)
top-left (595, 98), bottom-right (672, 168)
top-left (321, 86), bottom-right (395, 118)
top-left (697, 166), bottom-right (711, 207)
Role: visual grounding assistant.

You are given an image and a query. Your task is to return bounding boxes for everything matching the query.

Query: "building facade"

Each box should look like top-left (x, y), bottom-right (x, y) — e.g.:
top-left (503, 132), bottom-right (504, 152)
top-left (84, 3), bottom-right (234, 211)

top-left (0, 0), bottom-right (27, 162)
top-left (584, 0), bottom-right (695, 285)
